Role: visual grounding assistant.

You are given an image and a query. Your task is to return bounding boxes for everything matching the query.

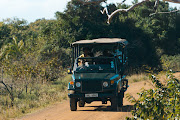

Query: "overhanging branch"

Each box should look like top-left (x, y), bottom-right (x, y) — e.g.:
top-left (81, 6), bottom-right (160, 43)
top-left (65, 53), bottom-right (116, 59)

top-left (154, 0), bottom-right (159, 12)
top-left (164, 0), bottom-right (180, 3)
top-left (101, 0), bottom-right (149, 24)
top-left (119, 0), bottom-right (127, 5)
top-left (149, 9), bottom-right (179, 16)
top-left (74, 0), bottom-right (180, 24)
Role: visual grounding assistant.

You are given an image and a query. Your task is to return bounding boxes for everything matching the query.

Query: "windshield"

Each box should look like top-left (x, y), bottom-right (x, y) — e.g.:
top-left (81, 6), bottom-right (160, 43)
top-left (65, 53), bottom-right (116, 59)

top-left (73, 57), bottom-right (116, 73)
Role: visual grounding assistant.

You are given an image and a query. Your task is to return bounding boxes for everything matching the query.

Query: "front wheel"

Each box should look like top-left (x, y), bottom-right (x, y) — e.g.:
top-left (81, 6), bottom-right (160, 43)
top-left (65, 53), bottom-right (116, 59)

top-left (70, 98), bottom-right (77, 111)
top-left (111, 97), bottom-right (118, 111)
top-left (118, 92), bottom-right (124, 107)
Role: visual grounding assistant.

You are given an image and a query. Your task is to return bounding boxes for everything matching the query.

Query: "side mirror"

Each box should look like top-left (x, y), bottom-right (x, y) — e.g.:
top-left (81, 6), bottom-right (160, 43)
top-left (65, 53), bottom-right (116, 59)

top-left (67, 68), bottom-right (72, 74)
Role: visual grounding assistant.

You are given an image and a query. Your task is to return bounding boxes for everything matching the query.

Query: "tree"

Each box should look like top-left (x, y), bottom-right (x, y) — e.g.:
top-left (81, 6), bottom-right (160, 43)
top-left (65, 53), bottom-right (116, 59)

top-left (0, 22), bottom-right (11, 48)
top-left (0, 36), bottom-right (24, 60)
top-left (75, 0), bottom-right (180, 24)
top-left (55, 0), bottom-right (108, 41)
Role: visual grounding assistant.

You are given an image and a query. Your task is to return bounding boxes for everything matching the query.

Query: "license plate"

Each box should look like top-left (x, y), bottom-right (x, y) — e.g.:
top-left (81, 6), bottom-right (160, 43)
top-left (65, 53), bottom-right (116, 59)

top-left (85, 93), bottom-right (98, 97)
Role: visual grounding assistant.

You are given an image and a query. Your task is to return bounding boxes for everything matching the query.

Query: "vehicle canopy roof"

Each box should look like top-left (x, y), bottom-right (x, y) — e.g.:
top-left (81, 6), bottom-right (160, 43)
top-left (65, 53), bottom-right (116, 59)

top-left (72, 38), bottom-right (128, 46)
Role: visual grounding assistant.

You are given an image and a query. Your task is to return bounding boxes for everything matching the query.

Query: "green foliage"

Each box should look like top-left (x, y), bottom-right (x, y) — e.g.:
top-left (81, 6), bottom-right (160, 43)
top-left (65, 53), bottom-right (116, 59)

top-left (126, 71), bottom-right (180, 120)
top-left (0, 22), bottom-right (11, 48)
top-left (0, 0), bottom-right (180, 119)
top-left (55, 0), bottom-right (108, 41)
top-left (160, 54), bottom-right (180, 71)
top-left (0, 36), bottom-right (24, 60)
top-left (0, 0), bottom-right (179, 70)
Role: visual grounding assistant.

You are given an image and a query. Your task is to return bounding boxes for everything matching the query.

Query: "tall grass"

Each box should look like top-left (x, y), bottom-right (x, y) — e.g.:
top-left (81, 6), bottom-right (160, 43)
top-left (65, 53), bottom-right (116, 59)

top-left (161, 54), bottom-right (180, 71)
top-left (127, 73), bottom-right (149, 83)
top-left (0, 75), bottom-right (71, 119)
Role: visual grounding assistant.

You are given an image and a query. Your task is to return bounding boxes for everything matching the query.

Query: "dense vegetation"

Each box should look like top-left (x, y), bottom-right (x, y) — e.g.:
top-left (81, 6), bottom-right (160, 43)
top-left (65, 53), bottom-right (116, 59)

top-left (127, 71), bottom-right (180, 119)
top-left (0, 0), bottom-right (179, 119)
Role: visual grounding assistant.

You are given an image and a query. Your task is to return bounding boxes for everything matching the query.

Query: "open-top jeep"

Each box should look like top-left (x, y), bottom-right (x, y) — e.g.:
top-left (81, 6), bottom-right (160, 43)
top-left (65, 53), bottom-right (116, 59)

top-left (68, 38), bottom-right (128, 111)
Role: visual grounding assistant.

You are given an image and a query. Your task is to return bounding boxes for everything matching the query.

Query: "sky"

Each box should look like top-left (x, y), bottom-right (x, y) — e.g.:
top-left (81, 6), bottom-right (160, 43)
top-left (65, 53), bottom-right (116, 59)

top-left (0, 0), bottom-right (179, 23)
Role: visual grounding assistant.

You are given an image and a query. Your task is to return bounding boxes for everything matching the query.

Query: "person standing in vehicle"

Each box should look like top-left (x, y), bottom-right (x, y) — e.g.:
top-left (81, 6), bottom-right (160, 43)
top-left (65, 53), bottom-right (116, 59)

top-left (79, 47), bottom-right (91, 58)
top-left (78, 47), bottom-right (92, 66)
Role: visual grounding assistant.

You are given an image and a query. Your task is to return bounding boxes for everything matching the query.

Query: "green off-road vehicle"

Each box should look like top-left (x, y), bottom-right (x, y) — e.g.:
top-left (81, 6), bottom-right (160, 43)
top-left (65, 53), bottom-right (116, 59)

top-left (68, 38), bottom-right (128, 111)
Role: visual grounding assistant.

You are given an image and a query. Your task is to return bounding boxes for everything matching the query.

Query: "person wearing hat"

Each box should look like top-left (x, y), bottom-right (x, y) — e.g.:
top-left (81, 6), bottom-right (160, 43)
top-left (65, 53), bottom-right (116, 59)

top-left (78, 47), bottom-right (92, 66)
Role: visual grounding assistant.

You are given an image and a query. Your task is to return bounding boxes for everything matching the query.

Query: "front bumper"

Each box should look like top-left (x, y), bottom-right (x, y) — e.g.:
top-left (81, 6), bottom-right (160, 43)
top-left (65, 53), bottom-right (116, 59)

top-left (68, 92), bottom-right (115, 99)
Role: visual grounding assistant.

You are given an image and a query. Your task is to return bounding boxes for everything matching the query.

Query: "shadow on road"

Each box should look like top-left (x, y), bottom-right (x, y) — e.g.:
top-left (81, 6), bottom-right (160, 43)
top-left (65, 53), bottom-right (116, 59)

top-left (79, 105), bottom-right (134, 112)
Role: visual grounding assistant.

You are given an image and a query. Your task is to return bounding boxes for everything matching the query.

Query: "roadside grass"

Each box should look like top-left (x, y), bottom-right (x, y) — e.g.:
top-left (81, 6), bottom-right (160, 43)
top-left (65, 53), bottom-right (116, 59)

top-left (126, 71), bottom-right (171, 84)
top-left (0, 74), bottom-right (71, 120)
top-left (127, 73), bottom-right (149, 83)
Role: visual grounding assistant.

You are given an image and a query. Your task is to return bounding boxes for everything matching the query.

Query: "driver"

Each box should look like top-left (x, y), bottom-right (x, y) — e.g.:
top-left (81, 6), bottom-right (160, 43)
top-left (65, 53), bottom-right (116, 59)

top-left (79, 47), bottom-right (91, 58)
top-left (78, 47), bottom-right (92, 66)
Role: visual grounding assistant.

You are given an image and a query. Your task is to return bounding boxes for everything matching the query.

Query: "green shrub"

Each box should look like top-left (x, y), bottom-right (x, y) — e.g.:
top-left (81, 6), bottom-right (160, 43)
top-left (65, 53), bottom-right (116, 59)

top-left (126, 71), bottom-right (180, 120)
top-left (161, 54), bottom-right (180, 71)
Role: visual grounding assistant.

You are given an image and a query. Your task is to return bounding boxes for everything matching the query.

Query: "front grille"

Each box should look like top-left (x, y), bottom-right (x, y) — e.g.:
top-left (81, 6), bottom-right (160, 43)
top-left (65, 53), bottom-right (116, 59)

top-left (82, 80), bottom-right (102, 92)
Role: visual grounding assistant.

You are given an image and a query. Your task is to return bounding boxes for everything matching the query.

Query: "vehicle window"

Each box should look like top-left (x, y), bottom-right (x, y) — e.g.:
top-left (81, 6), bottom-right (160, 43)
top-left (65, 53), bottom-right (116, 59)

top-left (74, 57), bottom-right (116, 73)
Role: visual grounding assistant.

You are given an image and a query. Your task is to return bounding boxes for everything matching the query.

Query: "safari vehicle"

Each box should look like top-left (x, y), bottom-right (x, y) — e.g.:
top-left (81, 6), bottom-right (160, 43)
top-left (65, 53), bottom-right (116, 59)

top-left (68, 38), bottom-right (128, 111)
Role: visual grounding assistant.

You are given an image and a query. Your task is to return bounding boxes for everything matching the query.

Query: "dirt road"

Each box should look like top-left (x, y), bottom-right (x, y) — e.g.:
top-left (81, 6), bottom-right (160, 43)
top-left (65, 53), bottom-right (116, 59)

top-left (15, 80), bottom-right (154, 120)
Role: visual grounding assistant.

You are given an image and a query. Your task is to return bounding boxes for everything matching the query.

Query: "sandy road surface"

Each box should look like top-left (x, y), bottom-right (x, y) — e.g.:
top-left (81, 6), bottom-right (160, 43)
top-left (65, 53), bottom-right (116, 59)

top-left (15, 80), bottom-right (152, 120)
top-left (15, 72), bottom-right (180, 120)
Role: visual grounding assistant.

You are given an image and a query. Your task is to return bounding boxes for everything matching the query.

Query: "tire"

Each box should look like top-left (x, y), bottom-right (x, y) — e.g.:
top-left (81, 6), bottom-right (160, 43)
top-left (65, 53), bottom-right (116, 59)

top-left (111, 97), bottom-right (118, 111)
top-left (78, 100), bottom-right (85, 107)
top-left (70, 98), bottom-right (77, 111)
top-left (118, 92), bottom-right (123, 107)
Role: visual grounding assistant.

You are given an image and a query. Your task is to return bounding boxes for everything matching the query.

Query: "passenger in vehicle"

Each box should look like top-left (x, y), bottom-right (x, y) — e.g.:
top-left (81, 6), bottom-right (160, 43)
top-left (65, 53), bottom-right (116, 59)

top-left (95, 50), bottom-right (113, 65)
top-left (78, 47), bottom-right (92, 66)
top-left (79, 47), bottom-right (92, 58)
top-left (103, 50), bottom-right (113, 57)
top-left (113, 48), bottom-right (122, 57)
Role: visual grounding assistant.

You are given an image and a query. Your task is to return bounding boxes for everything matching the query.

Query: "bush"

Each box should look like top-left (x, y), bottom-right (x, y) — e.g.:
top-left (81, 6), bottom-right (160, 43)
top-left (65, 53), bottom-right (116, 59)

top-left (126, 71), bottom-right (180, 120)
top-left (161, 54), bottom-right (180, 71)
top-left (0, 74), bottom-right (71, 119)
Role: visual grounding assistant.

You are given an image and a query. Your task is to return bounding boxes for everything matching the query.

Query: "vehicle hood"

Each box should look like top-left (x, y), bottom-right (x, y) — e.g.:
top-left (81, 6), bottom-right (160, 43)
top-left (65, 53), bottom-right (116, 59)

top-left (73, 73), bottom-right (116, 80)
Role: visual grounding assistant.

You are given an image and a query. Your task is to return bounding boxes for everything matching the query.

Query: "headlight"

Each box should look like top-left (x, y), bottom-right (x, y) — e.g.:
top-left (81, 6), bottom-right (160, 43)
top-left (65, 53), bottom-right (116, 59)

top-left (103, 81), bottom-right (108, 87)
top-left (76, 82), bottom-right (81, 87)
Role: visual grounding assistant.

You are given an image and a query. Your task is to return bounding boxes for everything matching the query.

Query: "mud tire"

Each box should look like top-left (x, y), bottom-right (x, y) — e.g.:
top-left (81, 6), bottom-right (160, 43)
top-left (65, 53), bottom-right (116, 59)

top-left (111, 97), bottom-right (118, 111)
top-left (118, 92), bottom-right (124, 107)
top-left (70, 98), bottom-right (77, 111)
